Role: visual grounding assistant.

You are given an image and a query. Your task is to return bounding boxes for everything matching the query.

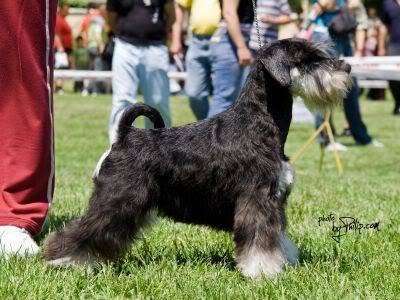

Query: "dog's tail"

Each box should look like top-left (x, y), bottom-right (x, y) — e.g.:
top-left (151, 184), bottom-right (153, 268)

top-left (118, 104), bottom-right (165, 140)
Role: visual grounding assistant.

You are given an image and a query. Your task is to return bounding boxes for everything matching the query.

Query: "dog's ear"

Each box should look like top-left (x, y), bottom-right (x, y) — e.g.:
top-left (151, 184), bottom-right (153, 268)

top-left (260, 56), bottom-right (291, 87)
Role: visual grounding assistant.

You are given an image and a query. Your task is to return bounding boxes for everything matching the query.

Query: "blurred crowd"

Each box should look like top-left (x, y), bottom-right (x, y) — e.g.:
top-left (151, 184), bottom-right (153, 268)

top-left (55, 0), bottom-right (400, 147)
top-left (55, 2), bottom-right (112, 95)
top-left (5, 0), bottom-right (399, 259)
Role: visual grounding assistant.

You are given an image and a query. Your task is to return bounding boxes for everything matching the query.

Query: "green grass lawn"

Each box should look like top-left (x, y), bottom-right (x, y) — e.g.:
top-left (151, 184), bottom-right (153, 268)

top-left (1, 93), bottom-right (399, 299)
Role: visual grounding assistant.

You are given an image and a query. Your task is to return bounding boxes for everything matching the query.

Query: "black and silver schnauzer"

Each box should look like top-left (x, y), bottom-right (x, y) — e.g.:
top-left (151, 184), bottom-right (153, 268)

top-left (43, 38), bottom-right (351, 278)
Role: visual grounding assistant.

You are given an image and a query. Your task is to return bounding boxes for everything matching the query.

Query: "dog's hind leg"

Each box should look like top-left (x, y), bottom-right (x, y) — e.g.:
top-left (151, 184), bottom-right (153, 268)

top-left (233, 188), bottom-right (298, 279)
top-left (42, 181), bottom-right (154, 267)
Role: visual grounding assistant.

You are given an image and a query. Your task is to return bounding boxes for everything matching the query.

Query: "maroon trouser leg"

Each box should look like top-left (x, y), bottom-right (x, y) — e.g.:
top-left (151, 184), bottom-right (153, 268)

top-left (0, 0), bottom-right (56, 235)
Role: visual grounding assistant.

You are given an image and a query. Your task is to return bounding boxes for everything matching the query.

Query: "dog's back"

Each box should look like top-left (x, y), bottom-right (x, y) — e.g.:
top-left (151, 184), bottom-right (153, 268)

top-left (108, 106), bottom-right (282, 230)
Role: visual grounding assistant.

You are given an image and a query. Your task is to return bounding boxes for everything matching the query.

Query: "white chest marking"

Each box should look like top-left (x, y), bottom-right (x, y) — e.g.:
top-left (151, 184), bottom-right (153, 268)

top-left (92, 147), bottom-right (111, 179)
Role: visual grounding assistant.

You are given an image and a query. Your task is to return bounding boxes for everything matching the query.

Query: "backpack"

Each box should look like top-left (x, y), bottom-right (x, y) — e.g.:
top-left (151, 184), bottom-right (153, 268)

top-left (328, 6), bottom-right (358, 37)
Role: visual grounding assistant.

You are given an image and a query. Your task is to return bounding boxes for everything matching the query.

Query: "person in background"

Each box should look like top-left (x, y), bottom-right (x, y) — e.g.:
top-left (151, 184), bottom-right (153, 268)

top-left (249, 0), bottom-right (292, 51)
top-left (55, 2), bottom-right (73, 94)
top-left (206, 0), bottom-right (255, 118)
top-left (0, 0), bottom-right (56, 257)
top-left (72, 36), bottom-right (90, 96)
top-left (55, 3), bottom-right (73, 57)
top-left (87, 5), bottom-right (107, 96)
top-left (171, 0), bottom-right (221, 120)
top-left (106, 0), bottom-right (175, 143)
top-left (99, 4), bottom-right (114, 94)
top-left (79, 2), bottom-right (100, 45)
top-left (306, 0), bottom-right (383, 149)
top-left (348, 0), bottom-right (368, 56)
top-left (363, 6), bottom-right (387, 101)
top-left (383, 0), bottom-right (400, 115)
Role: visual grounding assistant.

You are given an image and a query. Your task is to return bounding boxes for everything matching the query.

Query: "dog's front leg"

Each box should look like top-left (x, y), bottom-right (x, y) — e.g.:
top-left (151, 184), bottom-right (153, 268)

top-left (233, 188), bottom-right (298, 279)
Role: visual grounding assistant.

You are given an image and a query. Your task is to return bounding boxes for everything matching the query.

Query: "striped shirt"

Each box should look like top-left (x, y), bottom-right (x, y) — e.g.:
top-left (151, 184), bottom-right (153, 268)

top-left (250, 0), bottom-right (291, 50)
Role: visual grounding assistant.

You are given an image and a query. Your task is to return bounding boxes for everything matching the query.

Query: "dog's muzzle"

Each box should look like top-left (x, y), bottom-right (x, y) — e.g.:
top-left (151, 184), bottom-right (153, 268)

top-left (336, 60), bottom-right (351, 74)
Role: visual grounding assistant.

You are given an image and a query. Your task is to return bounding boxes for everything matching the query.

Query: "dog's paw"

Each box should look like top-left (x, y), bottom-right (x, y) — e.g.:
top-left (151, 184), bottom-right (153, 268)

top-left (46, 256), bottom-right (75, 267)
top-left (45, 253), bottom-right (97, 271)
top-left (237, 235), bottom-right (299, 279)
top-left (237, 247), bottom-right (285, 279)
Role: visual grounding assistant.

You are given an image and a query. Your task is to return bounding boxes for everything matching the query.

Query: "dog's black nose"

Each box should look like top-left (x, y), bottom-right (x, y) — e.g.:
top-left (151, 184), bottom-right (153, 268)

top-left (338, 60), bottom-right (351, 73)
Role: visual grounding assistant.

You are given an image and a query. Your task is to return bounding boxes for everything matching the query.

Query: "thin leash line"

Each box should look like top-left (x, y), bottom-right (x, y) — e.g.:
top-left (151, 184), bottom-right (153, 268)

top-left (251, 0), bottom-right (262, 49)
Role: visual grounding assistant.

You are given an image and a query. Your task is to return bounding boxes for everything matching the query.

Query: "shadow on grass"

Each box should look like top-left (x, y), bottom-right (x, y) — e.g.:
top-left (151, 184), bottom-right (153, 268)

top-left (36, 212), bottom-right (237, 272)
top-left (121, 244), bottom-right (237, 272)
top-left (113, 244), bottom-right (314, 276)
top-left (115, 238), bottom-right (313, 275)
top-left (37, 214), bottom-right (312, 275)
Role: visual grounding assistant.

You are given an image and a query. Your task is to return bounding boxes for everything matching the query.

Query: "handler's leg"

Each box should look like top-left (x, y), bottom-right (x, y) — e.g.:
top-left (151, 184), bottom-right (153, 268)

top-left (0, 0), bottom-right (56, 256)
top-left (388, 44), bottom-right (400, 115)
top-left (207, 28), bottom-right (244, 118)
top-left (140, 45), bottom-right (171, 129)
top-left (108, 38), bottom-right (140, 143)
top-left (343, 80), bottom-right (372, 145)
top-left (185, 35), bottom-right (212, 120)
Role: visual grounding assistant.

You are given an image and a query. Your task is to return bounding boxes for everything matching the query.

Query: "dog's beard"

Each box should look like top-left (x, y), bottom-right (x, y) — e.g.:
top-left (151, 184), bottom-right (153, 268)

top-left (290, 67), bottom-right (352, 114)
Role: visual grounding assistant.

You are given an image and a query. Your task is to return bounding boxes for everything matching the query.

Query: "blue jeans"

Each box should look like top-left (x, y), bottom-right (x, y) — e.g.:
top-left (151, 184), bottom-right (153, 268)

top-left (388, 43), bottom-right (400, 112)
top-left (312, 32), bottom-right (372, 145)
top-left (185, 34), bottom-right (213, 120)
top-left (207, 26), bottom-right (251, 118)
top-left (109, 38), bottom-right (171, 143)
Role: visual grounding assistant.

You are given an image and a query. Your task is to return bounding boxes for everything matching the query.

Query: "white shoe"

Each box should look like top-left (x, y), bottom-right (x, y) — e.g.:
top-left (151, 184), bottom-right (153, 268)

top-left (325, 142), bottom-right (348, 152)
top-left (0, 226), bottom-right (39, 258)
top-left (369, 139), bottom-right (384, 148)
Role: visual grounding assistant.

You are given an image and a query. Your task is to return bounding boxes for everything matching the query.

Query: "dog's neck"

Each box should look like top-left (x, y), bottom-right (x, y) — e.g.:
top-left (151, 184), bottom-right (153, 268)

top-left (236, 63), bottom-right (293, 160)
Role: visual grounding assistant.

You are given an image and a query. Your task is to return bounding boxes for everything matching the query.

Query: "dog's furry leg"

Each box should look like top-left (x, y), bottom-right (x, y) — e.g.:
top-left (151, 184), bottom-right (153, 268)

top-left (42, 182), bottom-right (153, 267)
top-left (234, 188), bottom-right (298, 279)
